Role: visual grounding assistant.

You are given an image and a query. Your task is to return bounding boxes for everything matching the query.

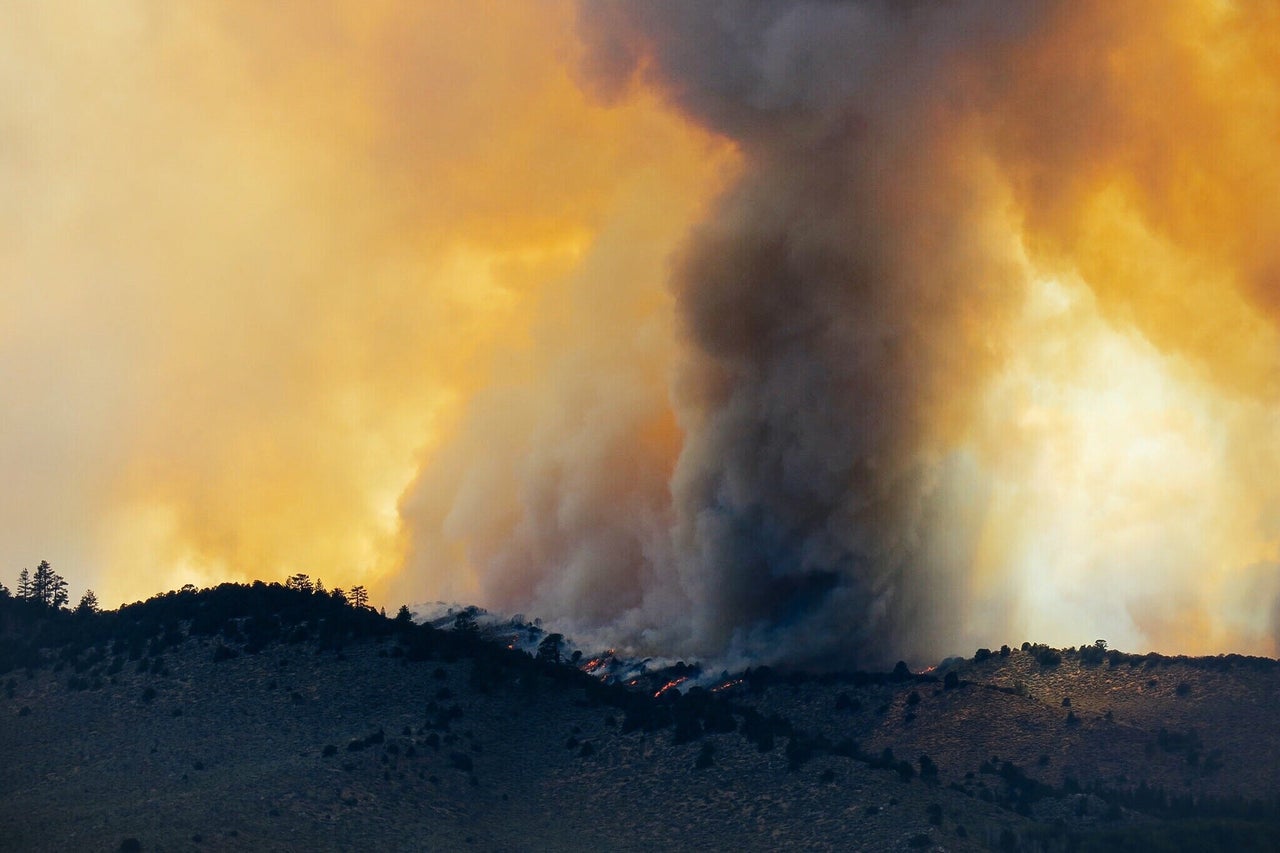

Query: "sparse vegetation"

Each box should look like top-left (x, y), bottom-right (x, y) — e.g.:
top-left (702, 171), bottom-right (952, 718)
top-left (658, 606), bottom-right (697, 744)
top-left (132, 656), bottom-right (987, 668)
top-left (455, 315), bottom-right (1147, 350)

top-left (3, 579), bottom-right (1280, 850)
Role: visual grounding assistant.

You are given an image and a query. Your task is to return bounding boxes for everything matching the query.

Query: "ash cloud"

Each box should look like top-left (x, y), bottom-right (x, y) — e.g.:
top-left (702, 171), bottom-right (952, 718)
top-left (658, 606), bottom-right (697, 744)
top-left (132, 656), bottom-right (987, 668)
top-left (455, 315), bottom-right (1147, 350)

top-left (402, 0), bottom-right (1280, 667)
top-left (23, 3), bottom-right (1277, 667)
top-left (570, 1), bottom-right (1043, 666)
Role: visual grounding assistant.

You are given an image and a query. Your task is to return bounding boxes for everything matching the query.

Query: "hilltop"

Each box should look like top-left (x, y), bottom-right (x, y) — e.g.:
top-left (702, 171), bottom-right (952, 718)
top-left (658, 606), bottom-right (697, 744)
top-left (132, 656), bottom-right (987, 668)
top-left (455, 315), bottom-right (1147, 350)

top-left (1, 585), bottom-right (1279, 851)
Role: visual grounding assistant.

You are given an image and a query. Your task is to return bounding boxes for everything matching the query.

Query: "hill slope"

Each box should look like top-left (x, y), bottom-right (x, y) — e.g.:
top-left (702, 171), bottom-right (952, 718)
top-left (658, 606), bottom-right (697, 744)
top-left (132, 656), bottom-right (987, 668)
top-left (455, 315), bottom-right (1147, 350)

top-left (2, 588), bottom-right (1279, 851)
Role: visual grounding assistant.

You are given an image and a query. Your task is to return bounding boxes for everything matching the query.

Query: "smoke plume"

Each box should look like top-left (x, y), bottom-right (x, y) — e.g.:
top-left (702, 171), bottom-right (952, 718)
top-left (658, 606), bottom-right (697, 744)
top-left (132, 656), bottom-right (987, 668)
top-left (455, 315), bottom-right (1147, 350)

top-left (8, 2), bottom-right (1280, 668)
top-left (404, 0), bottom-right (1280, 667)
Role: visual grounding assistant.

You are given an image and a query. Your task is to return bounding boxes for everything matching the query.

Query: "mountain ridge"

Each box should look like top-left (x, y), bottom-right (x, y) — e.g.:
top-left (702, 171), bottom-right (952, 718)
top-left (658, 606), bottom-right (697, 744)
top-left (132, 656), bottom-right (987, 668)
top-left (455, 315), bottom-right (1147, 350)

top-left (2, 584), bottom-right (1279, 851)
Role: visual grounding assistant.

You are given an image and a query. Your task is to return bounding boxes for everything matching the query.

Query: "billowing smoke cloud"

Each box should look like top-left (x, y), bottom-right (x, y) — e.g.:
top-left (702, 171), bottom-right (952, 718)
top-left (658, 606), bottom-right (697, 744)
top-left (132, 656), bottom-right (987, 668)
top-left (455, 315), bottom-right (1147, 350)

top-left (9, 2), bottom-right (1280, 668)
top-left (404, 0), bottom-right (1280, 667)
top-left (570, 1), bottom-right (1044, 665)
top-left (0, 1), bottom-right (729, 608)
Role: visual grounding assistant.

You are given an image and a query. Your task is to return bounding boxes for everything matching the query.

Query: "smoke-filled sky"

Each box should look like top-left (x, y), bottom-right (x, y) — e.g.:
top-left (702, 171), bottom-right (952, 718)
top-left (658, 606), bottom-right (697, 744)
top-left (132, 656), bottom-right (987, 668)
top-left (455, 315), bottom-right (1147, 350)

top-left (5, 0), bottom-right (1280, 666)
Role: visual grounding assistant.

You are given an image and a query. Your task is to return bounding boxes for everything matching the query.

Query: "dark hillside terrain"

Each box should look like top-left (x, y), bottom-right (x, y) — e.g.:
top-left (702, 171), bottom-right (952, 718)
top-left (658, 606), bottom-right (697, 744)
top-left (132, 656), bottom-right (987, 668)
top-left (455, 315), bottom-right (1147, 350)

top-left (1, 587), bottom-right (1279, 851)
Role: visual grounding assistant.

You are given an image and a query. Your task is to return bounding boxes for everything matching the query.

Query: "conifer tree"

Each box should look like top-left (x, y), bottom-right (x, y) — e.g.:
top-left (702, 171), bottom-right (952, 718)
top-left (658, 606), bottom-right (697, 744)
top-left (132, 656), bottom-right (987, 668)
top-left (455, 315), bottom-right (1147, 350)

top-left (30, 561), bottom-right (68, 608)
top-left (16, 568), bottom-right (30, 599)
top-left (76, 589), bottom-right (100, 615)
top-left (350, 585), bottom-right (369, 609)
top-left (285, 573), bottom-right (314, 593)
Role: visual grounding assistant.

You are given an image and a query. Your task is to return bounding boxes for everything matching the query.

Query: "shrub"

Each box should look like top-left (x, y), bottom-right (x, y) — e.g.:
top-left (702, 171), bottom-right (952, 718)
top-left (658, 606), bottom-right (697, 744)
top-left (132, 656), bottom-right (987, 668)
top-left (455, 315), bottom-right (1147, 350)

top-left (118, 839), bottom-right (142, 853)
top-left (1035, 646), bottom-right (1062, 667)
top-left (322, 744), bottom-right (338, 757)
top-left (1080, 641), bottom-right (1106, 665)
top-left (141, 686), bottom-right (157, 703)
top-left (695, 742), bottom-right (715, 769)
top-left (974, 648), bottom-right (992, 663)
top-left (449, 752), bottom-right (473, 773)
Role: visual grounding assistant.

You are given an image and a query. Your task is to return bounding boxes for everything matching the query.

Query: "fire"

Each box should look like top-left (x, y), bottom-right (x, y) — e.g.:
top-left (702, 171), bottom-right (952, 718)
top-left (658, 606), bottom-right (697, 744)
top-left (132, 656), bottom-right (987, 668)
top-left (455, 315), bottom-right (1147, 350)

top-left (654, 676), bottom-right (689, 699)
top-left (710, 679), bottom-right (744, 693)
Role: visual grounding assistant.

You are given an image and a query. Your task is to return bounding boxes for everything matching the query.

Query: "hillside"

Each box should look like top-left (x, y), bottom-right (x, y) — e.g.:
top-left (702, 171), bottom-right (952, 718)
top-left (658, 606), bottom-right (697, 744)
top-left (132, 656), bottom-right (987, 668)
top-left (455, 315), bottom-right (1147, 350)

top-left (2, 587), bottom-right (1279, 852)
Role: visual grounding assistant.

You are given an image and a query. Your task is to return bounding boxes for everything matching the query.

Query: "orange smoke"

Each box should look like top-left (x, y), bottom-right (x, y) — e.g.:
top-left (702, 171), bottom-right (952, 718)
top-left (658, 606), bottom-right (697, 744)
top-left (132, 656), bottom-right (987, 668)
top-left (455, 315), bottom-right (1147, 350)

top-left (0, 1), bottom-right (733, 607)
top-left (5, 1), bottom-right (1280, 663)
top-left (962, 0), bottom-right (1280, 655)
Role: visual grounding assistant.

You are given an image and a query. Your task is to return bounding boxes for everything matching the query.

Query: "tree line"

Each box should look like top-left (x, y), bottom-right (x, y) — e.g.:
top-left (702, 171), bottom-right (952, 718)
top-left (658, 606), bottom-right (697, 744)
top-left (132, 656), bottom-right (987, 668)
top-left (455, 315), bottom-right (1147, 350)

top-left (1, 560), bottom-right (97, 613)
top-left (2, 564), bottom-right (378, 619)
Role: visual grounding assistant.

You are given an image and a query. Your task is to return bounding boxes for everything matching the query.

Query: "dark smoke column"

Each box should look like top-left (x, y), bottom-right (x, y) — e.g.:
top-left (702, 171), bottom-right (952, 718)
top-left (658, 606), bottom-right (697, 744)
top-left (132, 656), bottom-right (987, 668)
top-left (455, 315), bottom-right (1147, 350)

top-left (577, 1), bottom-right (1041, 667)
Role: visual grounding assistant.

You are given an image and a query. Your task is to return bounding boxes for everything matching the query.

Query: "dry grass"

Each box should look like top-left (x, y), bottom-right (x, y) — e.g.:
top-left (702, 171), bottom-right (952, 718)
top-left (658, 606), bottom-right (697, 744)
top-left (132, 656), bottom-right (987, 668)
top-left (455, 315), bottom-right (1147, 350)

top-left (2, 636), bottom-right (1278, 851)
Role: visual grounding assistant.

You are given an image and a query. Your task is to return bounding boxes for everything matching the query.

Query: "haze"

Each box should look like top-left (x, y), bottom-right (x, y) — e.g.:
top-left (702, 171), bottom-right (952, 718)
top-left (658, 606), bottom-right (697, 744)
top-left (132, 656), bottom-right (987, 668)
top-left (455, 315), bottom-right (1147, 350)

top-left (4, 0), bottom-right (1280, 667)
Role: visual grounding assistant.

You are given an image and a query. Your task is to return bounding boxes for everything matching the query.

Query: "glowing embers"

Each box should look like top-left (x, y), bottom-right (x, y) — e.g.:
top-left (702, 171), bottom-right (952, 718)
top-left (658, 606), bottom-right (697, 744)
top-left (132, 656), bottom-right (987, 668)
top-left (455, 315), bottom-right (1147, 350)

top-left (710, 678), bottom-right (744, 693)
top-left (654, 676), bottom-right (690, 699)
top-left (579, 650), bottom-right (618, 681)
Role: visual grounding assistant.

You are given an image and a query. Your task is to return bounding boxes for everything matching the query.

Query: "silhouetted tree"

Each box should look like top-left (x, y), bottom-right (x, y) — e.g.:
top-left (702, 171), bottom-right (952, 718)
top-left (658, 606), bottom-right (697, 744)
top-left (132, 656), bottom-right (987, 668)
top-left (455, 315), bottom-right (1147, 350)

top-left (395, 605), bottom-right (413, 625)
top-left (452, 608), bottom-right (479, 634)
top-left (537, 633), bottom-right (564, 665)
top-left (314, 578), bottom-right (326, 594)
top-left (16, 568), bottom-right (30, 600)
top-left (350, 585), bottom-right (369, 609)
top-left (29, 561), bottom-right (68, 608)
top-left (76, 589), bottom-right (100, 615)
top-left (284, 573), bottom-right (314, 593)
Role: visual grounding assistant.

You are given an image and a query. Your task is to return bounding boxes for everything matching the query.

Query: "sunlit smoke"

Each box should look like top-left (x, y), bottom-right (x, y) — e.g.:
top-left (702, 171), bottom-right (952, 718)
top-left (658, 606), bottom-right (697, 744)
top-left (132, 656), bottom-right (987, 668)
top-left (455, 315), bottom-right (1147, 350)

top-left (411, 0), bottom-right (1280, 666)
top-left (6, 1), bottom-right (1280, 667)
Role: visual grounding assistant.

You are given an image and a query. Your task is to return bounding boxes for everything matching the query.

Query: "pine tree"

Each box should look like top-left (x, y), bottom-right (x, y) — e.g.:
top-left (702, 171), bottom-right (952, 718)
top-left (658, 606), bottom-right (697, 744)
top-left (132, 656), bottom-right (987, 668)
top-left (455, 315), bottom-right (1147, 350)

top-left (76, 589), bottom-right (100, 615)
top-left (16, 568), bottom-right (30, 600)
top-left (285, 573), bottom-right (314, 593)
top-left (350, 585), bottom-right (369, 609)
top-left (30, 561), bottom-right (68, 608)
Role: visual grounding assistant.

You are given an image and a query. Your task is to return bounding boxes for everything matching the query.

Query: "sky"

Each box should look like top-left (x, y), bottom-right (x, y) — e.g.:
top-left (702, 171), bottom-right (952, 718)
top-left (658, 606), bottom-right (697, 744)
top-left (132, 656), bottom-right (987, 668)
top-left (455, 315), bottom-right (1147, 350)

top-left (4, 1), bottom-right (1280, 667)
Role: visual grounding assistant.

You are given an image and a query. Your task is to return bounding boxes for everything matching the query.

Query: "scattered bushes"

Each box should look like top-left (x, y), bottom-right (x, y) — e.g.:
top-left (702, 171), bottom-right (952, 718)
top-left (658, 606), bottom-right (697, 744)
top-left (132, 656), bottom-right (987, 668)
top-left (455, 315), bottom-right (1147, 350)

top-left (347, 729), bottom-right (385, 752)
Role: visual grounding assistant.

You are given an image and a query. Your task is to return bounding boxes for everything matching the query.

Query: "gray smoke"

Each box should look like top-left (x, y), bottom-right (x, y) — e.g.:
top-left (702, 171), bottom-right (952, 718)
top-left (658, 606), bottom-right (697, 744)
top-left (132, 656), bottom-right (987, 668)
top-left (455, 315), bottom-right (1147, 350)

top-left (567, 1), bottom-right (1046, 665)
